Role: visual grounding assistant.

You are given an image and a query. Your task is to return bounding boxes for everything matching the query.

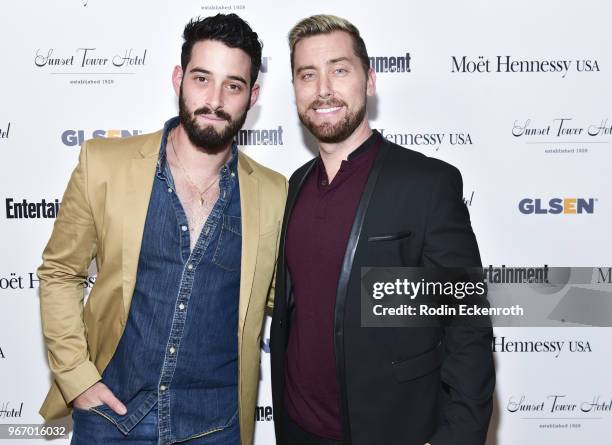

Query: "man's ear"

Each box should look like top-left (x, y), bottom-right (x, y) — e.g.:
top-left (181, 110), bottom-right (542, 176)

top-left (172, 65), bottom-right (183, 97)
top-left (366, 67), bottom-right (376, 97)
top-left (249, 83), bottom-right (261, 108)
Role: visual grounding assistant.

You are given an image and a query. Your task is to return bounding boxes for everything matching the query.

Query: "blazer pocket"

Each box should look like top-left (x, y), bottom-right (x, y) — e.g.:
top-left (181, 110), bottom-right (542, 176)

top-left (391, 341), bottom-right (443, 382)
top-left (368, 230), bottom-right (412, 242)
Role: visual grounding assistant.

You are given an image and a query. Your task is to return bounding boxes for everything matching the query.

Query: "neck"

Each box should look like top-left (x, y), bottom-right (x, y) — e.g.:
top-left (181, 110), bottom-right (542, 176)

top-left (318, 117), bottom-right (373, 183)
top-left (169, 125), bottom-right (232, 177)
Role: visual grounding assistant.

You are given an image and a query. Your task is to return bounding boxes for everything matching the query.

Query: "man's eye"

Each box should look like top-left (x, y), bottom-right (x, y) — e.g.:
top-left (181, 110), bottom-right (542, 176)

top-left (196, 76), bottom-right (208, 82)
top-left (335, 68), bottom-right (348, 75)
top-left (227, 84), bottom-right (242, 91)
top-left (301, 72), bottom-right (315, 80)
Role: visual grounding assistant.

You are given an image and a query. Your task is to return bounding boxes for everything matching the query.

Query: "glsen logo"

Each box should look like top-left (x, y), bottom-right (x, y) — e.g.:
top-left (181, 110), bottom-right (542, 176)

top-left (452, 56), bottom-right (600, 78)
top-left (255, 405), bottom-right (274, 421)
top-left (493, 336), bottom-right (592, 358)
top-left (235, 126), bottom-right (283, 146)
top-left (0, 122), bottom-right (10, 139)
top-left (518, 198), bottom-right (596, 215)
top-left (61, 129), bottom-right (142, 147)
top-left (0, 402), bottom-right (23, 418)
top-left (377, 128), bottom-right (473, 151)
top-left (369, 53), bottom-right (411, 73)
top-left (5, 198), bottom-right (60, 219)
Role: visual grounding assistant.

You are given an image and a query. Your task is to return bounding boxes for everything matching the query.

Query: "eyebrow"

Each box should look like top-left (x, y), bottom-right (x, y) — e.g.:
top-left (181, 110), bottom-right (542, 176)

top-left (295, 57), bottom-right (352, 74)
top-left (189, 67), bottom-right (248, 85)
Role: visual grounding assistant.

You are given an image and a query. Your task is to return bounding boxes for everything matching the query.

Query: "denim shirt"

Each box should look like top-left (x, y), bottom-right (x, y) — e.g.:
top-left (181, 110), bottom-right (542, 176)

top-left (98, 117), bottom-right (241, 444)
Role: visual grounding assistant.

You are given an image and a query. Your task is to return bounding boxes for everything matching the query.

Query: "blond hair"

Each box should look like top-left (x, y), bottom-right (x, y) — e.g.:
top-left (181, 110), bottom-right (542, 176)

top-left (288, 14), bottom-right (370, 76)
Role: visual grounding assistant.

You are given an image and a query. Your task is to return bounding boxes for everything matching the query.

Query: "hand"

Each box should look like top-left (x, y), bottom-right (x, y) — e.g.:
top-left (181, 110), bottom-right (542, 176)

top-left (72, 382), bottom-right (127, 415)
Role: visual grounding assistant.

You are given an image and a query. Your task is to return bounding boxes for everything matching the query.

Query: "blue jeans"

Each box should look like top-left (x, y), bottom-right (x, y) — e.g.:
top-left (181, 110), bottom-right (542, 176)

top-left (71, 405), bottom-right (240, 445)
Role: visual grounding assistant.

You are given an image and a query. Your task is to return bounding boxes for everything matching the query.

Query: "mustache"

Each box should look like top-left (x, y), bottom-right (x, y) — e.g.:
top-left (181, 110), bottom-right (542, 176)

top-left (310, 98), bottom-right (346, 110)
top-left (194, 106), bottom-right (231, 121)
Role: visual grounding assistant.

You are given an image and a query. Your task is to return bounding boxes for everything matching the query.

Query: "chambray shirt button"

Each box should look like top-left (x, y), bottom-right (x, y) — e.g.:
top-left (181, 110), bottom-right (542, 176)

top-left (181, 225), bottom-right (188, 232)
top-left (179, 303), bottom-right (185, 310)
top-left (169, 347), bottom-right (176, 354)
top-left (187, 263), bottom-right (193, 270)
top-left (230, 172), bottom-right (235, 177)
top-left (167, 187), bottom-right (173, 193)
top-left (160, 385), bottom-right (167, 391)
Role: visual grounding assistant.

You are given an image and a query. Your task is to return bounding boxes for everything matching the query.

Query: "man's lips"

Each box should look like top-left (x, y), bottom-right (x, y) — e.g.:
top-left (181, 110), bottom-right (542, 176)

top-left (197, 113), bottom-right (227, 122)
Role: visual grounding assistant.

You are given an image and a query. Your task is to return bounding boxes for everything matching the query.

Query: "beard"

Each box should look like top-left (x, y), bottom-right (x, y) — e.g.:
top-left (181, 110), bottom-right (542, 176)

top-left (298, 96), bottom-right (367, 144)
top-left (178, 85), bottom-right (249, 153)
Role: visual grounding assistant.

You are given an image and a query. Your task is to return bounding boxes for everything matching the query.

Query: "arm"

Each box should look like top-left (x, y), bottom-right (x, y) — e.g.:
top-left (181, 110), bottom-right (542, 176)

top-left (266, 176), bottom-right (288, 311)
top-left (423, 165), bottom-right (495, 445)
top-left (37, 141), bottom-right (102, 405)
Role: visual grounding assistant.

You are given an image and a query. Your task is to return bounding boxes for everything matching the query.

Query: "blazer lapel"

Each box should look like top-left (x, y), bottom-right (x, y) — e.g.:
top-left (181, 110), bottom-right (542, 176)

top-left (237, 153), bottom-right (259, 338)
top-left (121, 132), bottom-right (162, 317)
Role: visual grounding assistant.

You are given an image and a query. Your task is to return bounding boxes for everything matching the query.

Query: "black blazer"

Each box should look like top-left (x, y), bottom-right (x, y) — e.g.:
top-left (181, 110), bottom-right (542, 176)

top-left (271, 136), bottom-right (495, 445)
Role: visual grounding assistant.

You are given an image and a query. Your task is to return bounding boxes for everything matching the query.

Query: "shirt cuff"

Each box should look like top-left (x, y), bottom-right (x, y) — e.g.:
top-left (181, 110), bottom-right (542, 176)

top-left (55, 360), bottom-right (102, 404)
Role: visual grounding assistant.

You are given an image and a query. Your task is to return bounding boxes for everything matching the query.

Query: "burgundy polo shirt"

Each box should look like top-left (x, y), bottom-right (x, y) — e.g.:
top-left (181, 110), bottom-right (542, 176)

top-left (284, 131), bottom-right (381, 440)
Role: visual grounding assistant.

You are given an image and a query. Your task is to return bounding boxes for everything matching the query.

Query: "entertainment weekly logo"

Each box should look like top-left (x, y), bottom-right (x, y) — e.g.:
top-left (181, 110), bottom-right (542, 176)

top-left (369, 53), bottom-right (411, 73)
top-left (5, 198), bottom-right (60, 219)
top-left (35, 47), bottom-right (148, 86)
top-left (513, 118), bottom-right (611, 154)
top-left (255, 405), bottom-right (274, 422)
top-left (451, 55), bottom-right (600, 78)
top-left (377, 128), bottom-right (473, 151)
top-left (235, 126), bottom-right (284, 147)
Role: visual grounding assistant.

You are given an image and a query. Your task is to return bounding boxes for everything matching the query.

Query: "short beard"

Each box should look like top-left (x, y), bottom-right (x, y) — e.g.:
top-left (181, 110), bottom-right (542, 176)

top-left (178, 86), bottom-right (248, 153)
top-left (298, 96), bottom-right (367, 144)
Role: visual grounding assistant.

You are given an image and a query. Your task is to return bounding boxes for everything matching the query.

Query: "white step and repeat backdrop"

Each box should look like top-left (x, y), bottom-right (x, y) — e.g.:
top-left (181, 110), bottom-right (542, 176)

top-left (1, 0), bottom-right (611, 444)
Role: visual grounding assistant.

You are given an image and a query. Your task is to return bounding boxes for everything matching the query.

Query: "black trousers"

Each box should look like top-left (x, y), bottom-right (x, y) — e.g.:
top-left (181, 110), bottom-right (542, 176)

top-left (283, 414), bottom-right (342, 445)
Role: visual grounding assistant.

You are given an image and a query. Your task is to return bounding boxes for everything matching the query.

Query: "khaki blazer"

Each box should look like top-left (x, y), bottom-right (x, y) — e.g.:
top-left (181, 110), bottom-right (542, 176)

top-left (37, 129), bottom-right (287, 445)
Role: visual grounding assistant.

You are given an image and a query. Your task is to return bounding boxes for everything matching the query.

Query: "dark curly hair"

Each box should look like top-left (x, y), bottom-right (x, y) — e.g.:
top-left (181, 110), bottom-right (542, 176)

top-left (181, 14), bottom-right (262, 86)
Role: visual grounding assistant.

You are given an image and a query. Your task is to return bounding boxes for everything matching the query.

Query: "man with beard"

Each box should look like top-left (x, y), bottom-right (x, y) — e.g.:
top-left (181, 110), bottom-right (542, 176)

top-left (270, 15), bottom-right (494, 445)
top-left (38, 14), bottom-right (286, 445)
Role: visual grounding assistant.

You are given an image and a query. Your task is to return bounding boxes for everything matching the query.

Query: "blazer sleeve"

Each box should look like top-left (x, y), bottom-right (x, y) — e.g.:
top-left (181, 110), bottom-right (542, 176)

top-left (37, 141), bottom-right (102, 405)
top-left (266, 176), bottom-right (289, 311)
top-left (422, 164), bottom-right (495, 445)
